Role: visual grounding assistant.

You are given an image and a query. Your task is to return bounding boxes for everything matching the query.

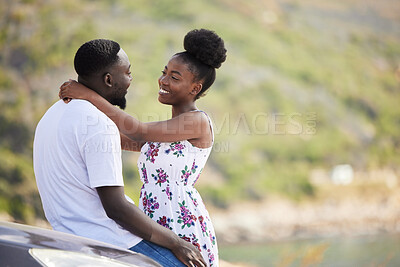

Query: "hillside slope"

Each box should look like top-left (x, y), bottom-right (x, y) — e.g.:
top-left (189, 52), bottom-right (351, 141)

top-left (0, 0), bottom-right (399, 221)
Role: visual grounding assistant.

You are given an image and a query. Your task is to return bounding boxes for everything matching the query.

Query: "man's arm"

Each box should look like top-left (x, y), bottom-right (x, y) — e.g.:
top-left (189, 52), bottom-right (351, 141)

top-left (96, 186), bottom-right (206, 267)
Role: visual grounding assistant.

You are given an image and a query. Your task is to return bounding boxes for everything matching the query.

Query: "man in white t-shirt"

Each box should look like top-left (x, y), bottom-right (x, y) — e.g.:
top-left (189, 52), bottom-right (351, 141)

top-left (33, 39), bottom-right (205, 267)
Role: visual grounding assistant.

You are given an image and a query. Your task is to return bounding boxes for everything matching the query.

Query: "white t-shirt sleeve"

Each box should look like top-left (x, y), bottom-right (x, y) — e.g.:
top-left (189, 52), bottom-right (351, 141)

top-left (83, 127), bottom-right (123, 188)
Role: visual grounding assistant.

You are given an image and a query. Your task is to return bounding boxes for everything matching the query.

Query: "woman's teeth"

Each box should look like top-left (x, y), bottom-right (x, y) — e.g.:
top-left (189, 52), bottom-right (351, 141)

top-left (159, 88), bottom-right (169, 94)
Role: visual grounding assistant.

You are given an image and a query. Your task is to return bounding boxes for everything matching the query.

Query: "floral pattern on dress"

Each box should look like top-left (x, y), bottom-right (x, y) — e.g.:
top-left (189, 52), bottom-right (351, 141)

top-left (187, 190), bottom-right (198, 207)
top-left (201, 244), bottom-right (216, 267)
top-left (207, 247), bottom-right (216, 267)
top-left (165, 142), bottom-right (186, 158)
top-left (208, 230), bottom-right (216, 246)
top-left (137, 112), bottom-right (218, 266)
top-left (198, 216), bottom-right (208, 236)
top-left (157, 216), bottom-right (174, 230)
top-left (181, 161), bottom-right (198, 185)
top-left (177, 200), bottom-right (197, 229)
top-left (162, 185), bottom-right (173, 200)
top-left (193, 168), bottom-right (203, 185)
top-left (145, 142), bottom-right (160, 163)
top-left (142, 192), bottom-right (159, 218)
top-left (152, 168), bottom-right (169, 186)
top-left (141, 163), bottom-right (148, 184)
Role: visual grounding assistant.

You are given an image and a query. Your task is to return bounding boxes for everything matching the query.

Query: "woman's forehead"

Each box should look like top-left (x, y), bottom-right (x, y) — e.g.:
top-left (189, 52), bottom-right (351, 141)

top-left (167, 56), bottom-right (191, 73)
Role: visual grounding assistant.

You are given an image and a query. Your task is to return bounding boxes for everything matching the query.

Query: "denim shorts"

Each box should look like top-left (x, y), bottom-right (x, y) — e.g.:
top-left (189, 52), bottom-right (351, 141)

top-left (129, 240), bottom-right (186, 267)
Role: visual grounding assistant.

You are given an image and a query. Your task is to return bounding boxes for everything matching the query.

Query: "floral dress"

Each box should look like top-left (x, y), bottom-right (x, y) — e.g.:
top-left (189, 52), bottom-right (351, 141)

top-left (137, 112), bottom-right (218, 266)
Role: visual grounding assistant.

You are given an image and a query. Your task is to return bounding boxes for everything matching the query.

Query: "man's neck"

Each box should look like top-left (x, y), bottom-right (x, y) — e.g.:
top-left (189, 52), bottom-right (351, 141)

top-left (78, 76), bottom-right (104, 97)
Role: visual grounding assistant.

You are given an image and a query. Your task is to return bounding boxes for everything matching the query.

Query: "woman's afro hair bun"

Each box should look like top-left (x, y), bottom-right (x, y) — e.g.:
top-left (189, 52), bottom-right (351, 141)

top-left (183, 29), bottom-right (227, 69)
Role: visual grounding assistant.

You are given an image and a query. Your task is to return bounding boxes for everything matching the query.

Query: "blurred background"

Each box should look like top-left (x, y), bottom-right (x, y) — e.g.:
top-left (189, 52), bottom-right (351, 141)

top-left (1, 0), bottom-right (400, 266)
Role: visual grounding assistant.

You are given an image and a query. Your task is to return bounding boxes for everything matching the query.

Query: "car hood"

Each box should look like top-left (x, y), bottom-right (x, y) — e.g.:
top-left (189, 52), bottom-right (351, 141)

top-left (0, 221), bottom-right (159, 266)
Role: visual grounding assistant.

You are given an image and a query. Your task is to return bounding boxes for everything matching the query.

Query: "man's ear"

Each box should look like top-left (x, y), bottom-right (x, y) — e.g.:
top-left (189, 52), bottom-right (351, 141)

top-left (103, 73), bottom-right (113, 87)
top-left (191, 83), bottom-right (202, 95)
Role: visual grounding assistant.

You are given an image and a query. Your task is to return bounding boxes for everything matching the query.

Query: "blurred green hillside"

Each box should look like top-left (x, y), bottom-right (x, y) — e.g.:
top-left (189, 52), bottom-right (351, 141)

top-left (0, 0), bottom-right (399, 223)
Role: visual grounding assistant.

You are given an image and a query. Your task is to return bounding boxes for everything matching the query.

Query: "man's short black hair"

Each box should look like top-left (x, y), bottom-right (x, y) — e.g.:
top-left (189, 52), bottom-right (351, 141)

top-left (74, 39), bottom-right (121, 77)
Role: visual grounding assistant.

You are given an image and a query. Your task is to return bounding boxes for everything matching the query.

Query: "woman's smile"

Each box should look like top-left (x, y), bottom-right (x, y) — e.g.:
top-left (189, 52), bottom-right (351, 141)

top-left (158, 87), bottom-right (170, 95)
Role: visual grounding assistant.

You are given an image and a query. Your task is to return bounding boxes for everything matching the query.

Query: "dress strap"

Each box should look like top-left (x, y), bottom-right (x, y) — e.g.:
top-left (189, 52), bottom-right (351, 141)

top-left (188, 110), bottom-right (214, 145)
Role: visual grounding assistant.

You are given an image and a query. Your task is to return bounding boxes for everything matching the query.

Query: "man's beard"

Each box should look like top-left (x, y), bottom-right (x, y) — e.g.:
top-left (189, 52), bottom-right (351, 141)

top-left (110, 96), bottom-right (126, 110)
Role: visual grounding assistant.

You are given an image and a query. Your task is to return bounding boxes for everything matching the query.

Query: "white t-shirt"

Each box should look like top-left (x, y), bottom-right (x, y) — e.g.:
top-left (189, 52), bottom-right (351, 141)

top-left (33, 99), bottom-right (141, 248)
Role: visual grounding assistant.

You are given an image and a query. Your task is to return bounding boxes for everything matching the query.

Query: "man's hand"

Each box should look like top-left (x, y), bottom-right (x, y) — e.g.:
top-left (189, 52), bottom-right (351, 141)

top-left (170, 238), bottom-right (206, 267)
top-left (96, 186), bottom-right (206, 267)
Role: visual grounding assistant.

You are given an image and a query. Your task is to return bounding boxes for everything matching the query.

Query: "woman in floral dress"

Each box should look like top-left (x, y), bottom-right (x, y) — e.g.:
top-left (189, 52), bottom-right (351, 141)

top-left (60, 29), bottom-right (227, 266)
top-left (138, 114), bottom-right (217, 265)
